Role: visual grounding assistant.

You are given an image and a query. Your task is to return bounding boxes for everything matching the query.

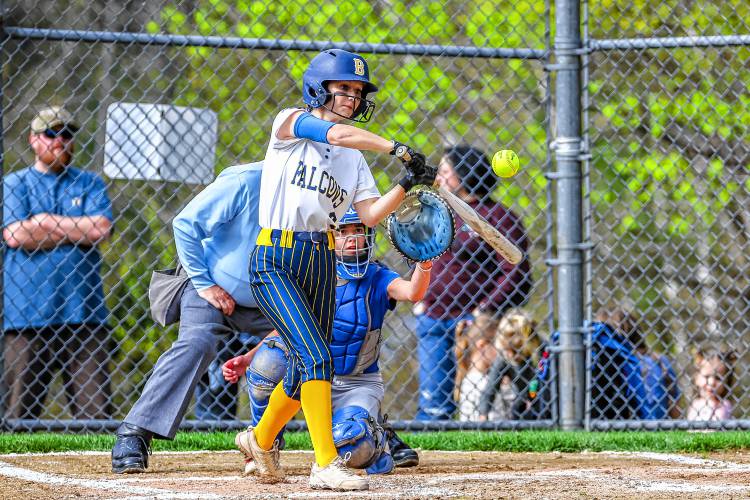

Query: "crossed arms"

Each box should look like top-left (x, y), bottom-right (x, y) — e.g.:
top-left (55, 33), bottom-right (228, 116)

top-left (3, 214), bottom-right (112, 250)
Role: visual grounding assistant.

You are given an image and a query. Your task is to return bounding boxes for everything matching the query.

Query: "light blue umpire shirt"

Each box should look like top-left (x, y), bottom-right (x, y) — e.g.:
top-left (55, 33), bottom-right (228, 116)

top-left (173, 161), bottom-right (263, 308)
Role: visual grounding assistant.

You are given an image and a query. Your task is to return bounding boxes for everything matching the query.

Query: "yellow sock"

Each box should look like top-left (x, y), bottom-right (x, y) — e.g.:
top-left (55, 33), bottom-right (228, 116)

top-left (301, 379), bottom-right (338, 467)
top-left (254, 383), bottom-right (301, 450)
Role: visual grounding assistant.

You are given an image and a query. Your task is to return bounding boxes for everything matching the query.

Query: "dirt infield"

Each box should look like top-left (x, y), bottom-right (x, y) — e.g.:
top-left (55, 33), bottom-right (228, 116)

top-left (2, 449), bottom-right (750, 499)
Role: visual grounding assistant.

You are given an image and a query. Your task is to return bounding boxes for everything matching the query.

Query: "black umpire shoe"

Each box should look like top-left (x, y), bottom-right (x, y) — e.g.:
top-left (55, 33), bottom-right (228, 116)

top-left (111, 423), bottom-right (153, 474)
top-left (384, 425), bottom-right (419, 468)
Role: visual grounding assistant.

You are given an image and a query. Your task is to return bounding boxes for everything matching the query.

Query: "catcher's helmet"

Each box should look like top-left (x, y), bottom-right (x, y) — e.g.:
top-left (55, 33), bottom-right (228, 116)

top-left (302, 49), bottom-right (378, 122)
top-left (335, 207), bottom-right (374, 280)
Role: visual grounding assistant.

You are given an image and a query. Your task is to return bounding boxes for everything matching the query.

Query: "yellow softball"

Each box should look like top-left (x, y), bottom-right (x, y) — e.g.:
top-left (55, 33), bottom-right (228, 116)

top-left (492, 149), bottom-right (520, 178)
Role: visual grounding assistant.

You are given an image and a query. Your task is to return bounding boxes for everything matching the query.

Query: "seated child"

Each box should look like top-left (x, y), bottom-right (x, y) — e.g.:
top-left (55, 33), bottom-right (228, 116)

top-left (687, 346), bottom-right (736, 421)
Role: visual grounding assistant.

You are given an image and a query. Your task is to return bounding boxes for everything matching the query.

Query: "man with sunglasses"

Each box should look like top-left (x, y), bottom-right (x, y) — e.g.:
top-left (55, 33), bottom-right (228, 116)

top-left (2, 106), bottom-right (114, 421)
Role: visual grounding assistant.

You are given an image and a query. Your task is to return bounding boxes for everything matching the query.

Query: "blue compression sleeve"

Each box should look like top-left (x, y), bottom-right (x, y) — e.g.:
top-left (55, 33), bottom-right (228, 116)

top-left (293, 112), bottom-right (335, 144)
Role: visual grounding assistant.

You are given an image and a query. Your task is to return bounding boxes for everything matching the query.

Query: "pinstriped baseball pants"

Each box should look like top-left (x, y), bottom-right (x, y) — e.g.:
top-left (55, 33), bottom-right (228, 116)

top-left (250, 232), bottom-right (336, 400)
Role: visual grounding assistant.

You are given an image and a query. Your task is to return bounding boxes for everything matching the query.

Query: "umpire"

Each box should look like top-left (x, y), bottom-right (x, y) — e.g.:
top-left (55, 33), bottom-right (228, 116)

top-left (111, 161), bottom-right (273, 474)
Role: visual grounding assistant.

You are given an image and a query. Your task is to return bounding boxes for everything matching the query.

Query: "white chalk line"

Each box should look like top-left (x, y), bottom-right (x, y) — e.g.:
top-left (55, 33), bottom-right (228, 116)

top-left (0, 456), bottom-right (454, 500)
top-left (108, 495), bottom-right (221, 500)
top-left (286, 487), bottom-right (456, 499)
top-left (602, 451), bottom-right (750, 471)
top-left (0, 459), bottom-right (221, 499)
top-left (0, 449), bottom-right (314, 458)
top-left (422, 459), bottom-right (750, 495)
top-left (116, 475), bottom-right (244, 483)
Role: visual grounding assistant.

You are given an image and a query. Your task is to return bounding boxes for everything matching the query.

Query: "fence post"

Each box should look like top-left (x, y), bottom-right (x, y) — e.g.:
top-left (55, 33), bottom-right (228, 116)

top-left (552, 0), bottom-right (585, 430)
top-left (0, 0), bottom-right (6, 427)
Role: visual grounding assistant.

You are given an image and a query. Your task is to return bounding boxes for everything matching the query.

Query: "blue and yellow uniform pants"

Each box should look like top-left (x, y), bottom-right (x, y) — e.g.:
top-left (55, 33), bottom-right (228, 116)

top-left (250, 228), bottom-right (336, 400)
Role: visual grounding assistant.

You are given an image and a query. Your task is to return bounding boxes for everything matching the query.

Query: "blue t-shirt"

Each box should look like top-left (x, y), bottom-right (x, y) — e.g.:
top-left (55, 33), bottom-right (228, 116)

top-left (172, 162), bottom-right (263, 308)
top-left (367, 263), bottom-right (400, 331)
top-left (364, 263), bottom-right (400, 374)
top-left (3, 166), bottom-right (113, 330)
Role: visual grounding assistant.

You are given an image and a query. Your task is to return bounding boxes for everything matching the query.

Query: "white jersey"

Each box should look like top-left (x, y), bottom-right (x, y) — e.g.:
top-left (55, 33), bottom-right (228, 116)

top-left (259, 108), bottom-right (381, 231)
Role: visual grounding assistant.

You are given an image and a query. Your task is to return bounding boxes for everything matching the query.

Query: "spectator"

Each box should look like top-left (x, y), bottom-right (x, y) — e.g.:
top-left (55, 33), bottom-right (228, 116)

top-left (477, 309), bottom-right (545, 421)
top-left (414, 145), bottom-right (532, 420)
top-left (535, 308), bottom-right (681, 421)
top-left (687, 345), bottom-right (736, 421)
top-left (595, 308), bottom-right (681, 419)
top-left (2, 106), bottom-right (113, 420)
top-left (455, 312), bottom-right (505, 421)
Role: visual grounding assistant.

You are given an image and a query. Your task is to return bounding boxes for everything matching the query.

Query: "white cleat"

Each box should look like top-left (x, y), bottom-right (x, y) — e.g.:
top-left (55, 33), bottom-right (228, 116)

top-left (243, 458), bottom-right (256, 476)
top-left (309, 455), bottom-right (369, 491)
top-left (234, 427), bottom-right (283, 483)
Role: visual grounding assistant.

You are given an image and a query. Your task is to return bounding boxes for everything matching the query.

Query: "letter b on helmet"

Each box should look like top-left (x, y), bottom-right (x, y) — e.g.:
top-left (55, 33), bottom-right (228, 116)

top-left (302, 49), bottom-right (378, 121)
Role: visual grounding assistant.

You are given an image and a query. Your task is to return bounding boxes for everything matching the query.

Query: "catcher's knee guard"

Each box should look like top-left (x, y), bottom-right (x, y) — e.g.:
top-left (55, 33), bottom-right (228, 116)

top-left (246, 338), bottom-right (289, 426)
top-left (332, 405), bottom-right (389, 471)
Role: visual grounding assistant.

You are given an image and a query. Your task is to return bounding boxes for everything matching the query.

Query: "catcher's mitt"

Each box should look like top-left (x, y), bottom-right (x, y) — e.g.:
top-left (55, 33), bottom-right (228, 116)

top-left (386, 189), bottom-right (455, 262)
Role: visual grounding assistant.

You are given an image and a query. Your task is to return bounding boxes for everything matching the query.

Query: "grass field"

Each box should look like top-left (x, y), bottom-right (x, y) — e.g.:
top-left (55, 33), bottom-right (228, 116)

top-left (2, 430), bottom-right (750, 454)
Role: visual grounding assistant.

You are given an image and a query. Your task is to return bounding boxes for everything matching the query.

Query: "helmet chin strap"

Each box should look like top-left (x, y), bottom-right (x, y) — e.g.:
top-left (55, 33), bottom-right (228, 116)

top-left (319, 93), bottom-right (374, 123)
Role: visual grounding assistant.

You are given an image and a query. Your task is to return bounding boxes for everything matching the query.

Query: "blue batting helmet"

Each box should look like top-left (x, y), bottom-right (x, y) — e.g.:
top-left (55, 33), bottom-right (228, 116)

top-left (302, 49), bottom-right (378, 122)
top-left (335, 207), bottom-right (375, 280)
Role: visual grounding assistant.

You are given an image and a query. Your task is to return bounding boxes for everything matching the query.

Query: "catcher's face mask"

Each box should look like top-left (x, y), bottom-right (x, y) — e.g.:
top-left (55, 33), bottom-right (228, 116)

top-left (335, 222), bottom-right (374, 280)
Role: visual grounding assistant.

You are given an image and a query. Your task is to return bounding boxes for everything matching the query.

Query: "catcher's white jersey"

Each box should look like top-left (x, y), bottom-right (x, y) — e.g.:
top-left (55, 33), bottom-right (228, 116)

top-left (259, 108), bottom-right (380, 232)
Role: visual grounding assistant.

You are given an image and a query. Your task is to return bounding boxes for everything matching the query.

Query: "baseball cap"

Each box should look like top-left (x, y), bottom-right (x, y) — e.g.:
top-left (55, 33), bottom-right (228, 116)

top-left (30, 106), bottom-right (80, 134)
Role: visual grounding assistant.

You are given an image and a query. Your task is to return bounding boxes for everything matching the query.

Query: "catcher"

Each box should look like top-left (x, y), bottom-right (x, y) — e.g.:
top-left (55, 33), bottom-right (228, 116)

top-left (225, 201), bottom-right (451, 474)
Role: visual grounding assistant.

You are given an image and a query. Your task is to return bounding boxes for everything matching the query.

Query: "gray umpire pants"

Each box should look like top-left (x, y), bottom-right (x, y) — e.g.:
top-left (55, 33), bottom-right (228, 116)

top-left (124, 282), bottom-right (273, 439)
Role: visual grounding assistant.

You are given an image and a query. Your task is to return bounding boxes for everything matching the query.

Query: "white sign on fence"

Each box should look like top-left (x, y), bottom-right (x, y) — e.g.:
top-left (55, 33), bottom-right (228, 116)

top-left (104, 102), bottom-right (217, 184)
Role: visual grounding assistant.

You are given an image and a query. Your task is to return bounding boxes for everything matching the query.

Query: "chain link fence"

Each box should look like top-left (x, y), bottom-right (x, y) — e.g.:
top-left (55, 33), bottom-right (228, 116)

top-left (0, 0), bottom-right (553, 432)
top-left (583, 1), bottom-right (750, 429)
top-left (0, 0), bottom-right (747, 433)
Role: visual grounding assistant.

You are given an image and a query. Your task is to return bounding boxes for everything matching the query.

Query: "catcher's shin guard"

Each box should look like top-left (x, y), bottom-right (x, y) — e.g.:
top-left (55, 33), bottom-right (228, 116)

top-left (366, 451), bottom-right (394, 475)
top-left (332, 405), bottom-right (385, 469)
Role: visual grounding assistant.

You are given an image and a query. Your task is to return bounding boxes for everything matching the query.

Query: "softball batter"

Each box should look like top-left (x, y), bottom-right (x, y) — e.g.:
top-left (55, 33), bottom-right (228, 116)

top-left (236, 49), bottom-right (435, 491)
top-left (226, 208), bottom-right (429, 475)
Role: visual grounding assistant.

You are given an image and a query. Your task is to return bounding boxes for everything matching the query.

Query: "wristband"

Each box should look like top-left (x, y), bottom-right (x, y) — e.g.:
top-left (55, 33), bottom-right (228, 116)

top-left (398, 175), bottom-right (414, 192)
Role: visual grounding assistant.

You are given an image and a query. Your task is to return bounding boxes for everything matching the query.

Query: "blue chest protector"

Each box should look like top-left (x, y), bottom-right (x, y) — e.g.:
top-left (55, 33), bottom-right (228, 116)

top-left (331, 263), bottom-right (394, 376)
